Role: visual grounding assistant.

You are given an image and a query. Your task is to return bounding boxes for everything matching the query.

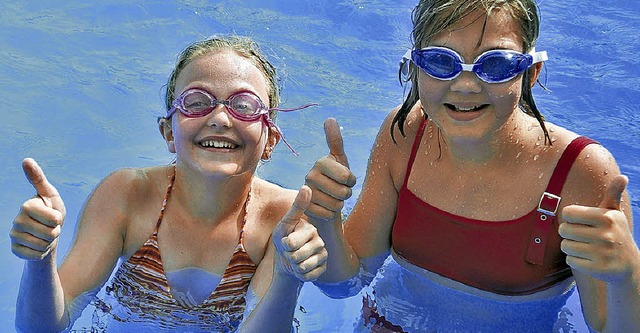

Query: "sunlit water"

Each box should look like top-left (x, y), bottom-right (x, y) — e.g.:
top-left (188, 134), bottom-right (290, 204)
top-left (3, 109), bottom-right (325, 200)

top-left (1, 0), bottom-right (638, 332)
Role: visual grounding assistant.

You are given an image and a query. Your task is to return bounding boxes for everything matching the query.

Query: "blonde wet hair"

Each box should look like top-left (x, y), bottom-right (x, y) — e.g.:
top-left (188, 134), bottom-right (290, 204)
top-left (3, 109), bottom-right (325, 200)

top-left (164, 35), bottom-right (281, 120)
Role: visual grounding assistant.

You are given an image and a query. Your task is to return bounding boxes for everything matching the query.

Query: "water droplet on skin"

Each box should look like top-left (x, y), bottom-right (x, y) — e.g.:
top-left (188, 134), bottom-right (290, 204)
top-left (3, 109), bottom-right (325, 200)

top-left (430, 161), bottom-right (434, 166)
top-left (516, 152), bottom-right (522, 158)
top-left (551, 136), bottom-right (557, 143)
top-left (585, 154), bottom-right (590, 159)
top-left (515, 139), bottom-right (520, 144)
top-left (533, 155), bottom-right (540, 161)
top-left (539, 172), bottom-right (544, 179)
top-left (549, 127), bottom-right (555, 133)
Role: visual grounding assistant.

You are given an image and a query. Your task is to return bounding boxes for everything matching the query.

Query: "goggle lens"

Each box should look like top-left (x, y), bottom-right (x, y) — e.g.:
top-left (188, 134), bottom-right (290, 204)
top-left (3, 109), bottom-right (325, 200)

top-left (180, 90), bottom-right (264, 119)
top-left (166, 88), bottom-right (318, 155)
top-left (409, 47), bottom-right (547, 83)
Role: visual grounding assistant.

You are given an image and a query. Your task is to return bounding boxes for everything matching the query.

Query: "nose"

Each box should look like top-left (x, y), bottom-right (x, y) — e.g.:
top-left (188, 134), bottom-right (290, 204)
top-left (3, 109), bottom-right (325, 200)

top-left (450, 70), bottom-right (482, 94)
top-left (205, 103), bottom-right (233, 128)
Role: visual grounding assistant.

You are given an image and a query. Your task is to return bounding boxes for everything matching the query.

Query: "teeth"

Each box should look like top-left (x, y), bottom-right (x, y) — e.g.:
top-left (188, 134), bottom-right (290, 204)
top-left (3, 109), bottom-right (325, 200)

top-left (455, 105), bottom-right (482, 112)
top-left (200, 140), bottom-right (236, 149)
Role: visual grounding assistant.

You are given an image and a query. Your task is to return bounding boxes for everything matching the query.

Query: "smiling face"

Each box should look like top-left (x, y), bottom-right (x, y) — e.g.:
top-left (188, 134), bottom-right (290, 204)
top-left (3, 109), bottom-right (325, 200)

top-left (163, 49), bottom-right (275, 178)
top-left (417, 9), bottom-right (526, 143)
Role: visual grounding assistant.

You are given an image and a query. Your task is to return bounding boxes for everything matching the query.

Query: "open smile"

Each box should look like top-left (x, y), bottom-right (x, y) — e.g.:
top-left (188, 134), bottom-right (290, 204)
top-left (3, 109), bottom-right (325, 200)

top-left (198, 139), bottom-right (238, 149)
top-left (444, 103), bottom-right (489, 112)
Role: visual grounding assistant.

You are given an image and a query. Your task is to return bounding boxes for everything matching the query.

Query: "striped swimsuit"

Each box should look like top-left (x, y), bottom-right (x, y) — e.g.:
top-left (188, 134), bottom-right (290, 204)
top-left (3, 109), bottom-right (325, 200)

top-left (100, 169), bottom-right (257, 332)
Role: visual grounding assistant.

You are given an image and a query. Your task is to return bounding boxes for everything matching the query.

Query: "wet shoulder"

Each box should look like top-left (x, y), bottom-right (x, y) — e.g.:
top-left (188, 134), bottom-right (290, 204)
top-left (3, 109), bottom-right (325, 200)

top-left (250, 177), bottom-right (297, 227)
top-left (375, 103), bottom-right (425, 190)
top-left (99, 165), bottom-right (173, 205)
top-left (546, 123), bottom-right (620, 208)
top-left (95, 165), bottom-right (175, 257)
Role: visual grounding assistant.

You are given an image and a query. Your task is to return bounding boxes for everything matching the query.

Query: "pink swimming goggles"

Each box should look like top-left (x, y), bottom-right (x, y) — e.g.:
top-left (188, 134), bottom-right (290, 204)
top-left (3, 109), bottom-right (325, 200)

top-left (167, 88), bottom-right (317, 155)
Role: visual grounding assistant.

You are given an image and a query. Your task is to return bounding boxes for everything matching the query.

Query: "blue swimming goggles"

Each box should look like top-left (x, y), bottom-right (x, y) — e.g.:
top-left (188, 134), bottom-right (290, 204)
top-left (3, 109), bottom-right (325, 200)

top-left (402, 46), bottom-right (548, 83)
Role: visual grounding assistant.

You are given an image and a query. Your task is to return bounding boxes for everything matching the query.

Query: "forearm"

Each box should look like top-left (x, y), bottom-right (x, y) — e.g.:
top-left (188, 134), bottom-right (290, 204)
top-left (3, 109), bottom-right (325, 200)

top-left (16, 254), bottom-right (69, 333)
top-left (602, 268), bottom-right (640, 333)
top-left (238, 272), bottom-right (303, 333)
top-left (312, 217), bottom-right (360, 283)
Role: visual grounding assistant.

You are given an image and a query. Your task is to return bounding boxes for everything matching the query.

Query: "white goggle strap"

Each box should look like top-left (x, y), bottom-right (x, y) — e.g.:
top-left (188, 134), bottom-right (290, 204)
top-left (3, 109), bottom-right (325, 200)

top-left (529, 48), bottom-right (548, 64)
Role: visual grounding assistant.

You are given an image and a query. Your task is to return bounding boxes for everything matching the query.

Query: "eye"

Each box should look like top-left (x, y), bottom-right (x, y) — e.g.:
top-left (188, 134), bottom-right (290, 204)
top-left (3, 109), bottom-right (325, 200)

top-left (182, 92), bottom-right (211, 112)
top-left (231, 95), bottom-right (261, 115)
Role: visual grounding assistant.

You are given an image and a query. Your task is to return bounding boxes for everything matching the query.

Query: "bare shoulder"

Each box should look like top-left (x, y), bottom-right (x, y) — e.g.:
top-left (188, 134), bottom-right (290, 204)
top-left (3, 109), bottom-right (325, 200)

top-left (81, 165), bottom-right (173, 241)
top-left (250, 177), bottom-right (297, 226)
top-left (374, 103), bottom-right (425, 190)
top-left (92, 166), bottom-right (172, 205)
top-left (549, 123), bottom-right (622, 207)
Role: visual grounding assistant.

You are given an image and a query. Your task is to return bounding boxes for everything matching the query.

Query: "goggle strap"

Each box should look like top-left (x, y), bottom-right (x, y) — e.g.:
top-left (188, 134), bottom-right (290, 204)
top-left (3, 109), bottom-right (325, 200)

top-left (530, 50), bottom-right (548, 64)
top-left (263, 117), bottom-right (299, 156)
top-left (402, 49), bottom-right (412, 63)
top-left (266, 102), bottom-right (318, 156)
top-left (269, 103), bottom-right (319, 113)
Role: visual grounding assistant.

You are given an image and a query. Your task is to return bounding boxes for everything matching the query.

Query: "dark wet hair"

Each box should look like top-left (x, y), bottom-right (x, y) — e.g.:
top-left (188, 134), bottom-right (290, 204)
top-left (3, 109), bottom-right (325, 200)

top-left (392, 0), bottom-right (550, 144)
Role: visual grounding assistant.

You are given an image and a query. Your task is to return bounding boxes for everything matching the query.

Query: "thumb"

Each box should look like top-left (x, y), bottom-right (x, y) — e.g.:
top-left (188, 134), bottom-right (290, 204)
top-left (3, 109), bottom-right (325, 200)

top-left (274, 186), bottom-right (312, 238)
top-left (324, 118), bottom-right (349, 168)
top-left (22, 158), bottom-right (59, 208)
top-left (599, 174), bottom-right (628, 210)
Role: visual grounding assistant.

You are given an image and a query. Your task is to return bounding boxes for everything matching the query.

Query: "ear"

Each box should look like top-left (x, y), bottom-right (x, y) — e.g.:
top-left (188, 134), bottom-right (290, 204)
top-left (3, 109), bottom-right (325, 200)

top-left (528, 62), bottom-right (543, 89)
top-left (261, 126), bottom-right (281, 160)
top-left (158, 118), bottom-right (176, 153)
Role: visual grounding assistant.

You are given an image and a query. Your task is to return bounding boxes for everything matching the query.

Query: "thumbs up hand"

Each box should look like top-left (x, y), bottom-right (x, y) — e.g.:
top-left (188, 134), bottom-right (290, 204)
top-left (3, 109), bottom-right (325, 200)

top-left (272, 186), bottom-right (328, 281)
top-left (305, 118), bottom-right (357, 222)
top-left (560, 175), bottom-right (640, 283)
top-left (10, 158), bottom-right (67, 261)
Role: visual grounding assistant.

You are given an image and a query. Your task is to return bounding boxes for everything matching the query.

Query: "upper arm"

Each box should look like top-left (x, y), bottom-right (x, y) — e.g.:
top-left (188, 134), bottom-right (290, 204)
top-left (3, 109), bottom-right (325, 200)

top-left (561, 143), bottom-right (633, 327)
top-left (250, 238), bottom-right (276, 299)
top-left (57, 169), bottom-right (134, 303)
top-left (345, 108), bottom-right (415, 259)
top-left (245, 183), bottom-right (297, 298)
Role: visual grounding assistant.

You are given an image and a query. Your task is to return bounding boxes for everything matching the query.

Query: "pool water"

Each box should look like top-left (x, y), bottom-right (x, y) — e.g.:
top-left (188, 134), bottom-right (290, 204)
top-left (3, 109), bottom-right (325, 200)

top-left (1, 0), bottom-right (638, 332)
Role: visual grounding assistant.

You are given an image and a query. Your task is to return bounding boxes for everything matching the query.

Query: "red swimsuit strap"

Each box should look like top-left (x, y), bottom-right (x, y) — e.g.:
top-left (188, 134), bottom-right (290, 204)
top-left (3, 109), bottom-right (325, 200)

top-left (402, 116), bottom-right (429, 188)
top-left (544, 136), bottom-right (599, 196)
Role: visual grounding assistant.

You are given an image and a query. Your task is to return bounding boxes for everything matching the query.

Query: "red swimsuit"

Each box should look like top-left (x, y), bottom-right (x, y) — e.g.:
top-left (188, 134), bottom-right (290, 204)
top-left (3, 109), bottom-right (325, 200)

top-left (391, 118), bottom-right (597, 295)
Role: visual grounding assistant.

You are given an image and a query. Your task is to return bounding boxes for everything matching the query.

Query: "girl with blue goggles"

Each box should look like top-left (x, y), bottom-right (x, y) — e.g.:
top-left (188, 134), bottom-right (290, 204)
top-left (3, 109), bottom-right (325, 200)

top-left (403, 46), bottom-right (548, 83)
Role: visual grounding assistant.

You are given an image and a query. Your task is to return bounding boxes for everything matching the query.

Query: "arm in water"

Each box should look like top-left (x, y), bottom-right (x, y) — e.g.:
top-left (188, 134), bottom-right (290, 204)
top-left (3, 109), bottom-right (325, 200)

top-left (239, 186), bottom-right (328, 332)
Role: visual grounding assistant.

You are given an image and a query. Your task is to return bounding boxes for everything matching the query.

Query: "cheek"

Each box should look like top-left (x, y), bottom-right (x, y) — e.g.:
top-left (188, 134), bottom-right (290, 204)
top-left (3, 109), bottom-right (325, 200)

top-left (241, 121), bottom-right (269, 148)
top-left (487, 80), bottom-right (521, 107)
top-left (417, 75), bottom-right (447, 104)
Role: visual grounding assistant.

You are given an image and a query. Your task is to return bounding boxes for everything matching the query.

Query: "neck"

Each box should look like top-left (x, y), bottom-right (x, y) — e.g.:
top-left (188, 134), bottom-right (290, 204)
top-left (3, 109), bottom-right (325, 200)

top-left (438, 112), bottom-right (539, 167)
top-left (171, 164), bottom-right (253, 225)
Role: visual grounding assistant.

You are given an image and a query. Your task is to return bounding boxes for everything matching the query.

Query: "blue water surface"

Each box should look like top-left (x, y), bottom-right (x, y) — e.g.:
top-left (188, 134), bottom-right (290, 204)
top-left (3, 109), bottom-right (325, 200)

top-left (1, 0), bottom-right (638, 332)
